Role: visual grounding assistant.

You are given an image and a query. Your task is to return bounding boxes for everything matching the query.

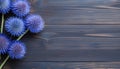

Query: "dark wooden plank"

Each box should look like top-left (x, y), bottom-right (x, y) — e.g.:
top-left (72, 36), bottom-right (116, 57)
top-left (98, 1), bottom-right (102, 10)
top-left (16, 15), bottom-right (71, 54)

top-left (40, 37), bottom-right (120, 49)
top-left (25, 49), bottom-right (120, 62)
top-left (44, 0), bottom-right (116, 7)
top-left (35, 8), bottom-right (120, 25)
top-left (45, 9), bottom-right (120, 25)
top-left (3, 62), bottom-right (120, 69)
top-left (41, 25), bottom-right (120, 38)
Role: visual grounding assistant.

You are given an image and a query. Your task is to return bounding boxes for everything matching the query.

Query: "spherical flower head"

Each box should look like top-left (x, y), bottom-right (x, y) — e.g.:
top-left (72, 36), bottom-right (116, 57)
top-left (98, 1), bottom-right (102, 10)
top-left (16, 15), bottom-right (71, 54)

top-left (11, 0), bottom-right (30, 17)
top-left (25, 14), bottom-right (45, 33)
top-left (5, 17), bottom-right (25, 36)
top-left (0, 34), bottom-right (10, 54)
top-left (8, 41), bottom-right (26, 59)
top-left (0, 0), bottom-right (11, 14)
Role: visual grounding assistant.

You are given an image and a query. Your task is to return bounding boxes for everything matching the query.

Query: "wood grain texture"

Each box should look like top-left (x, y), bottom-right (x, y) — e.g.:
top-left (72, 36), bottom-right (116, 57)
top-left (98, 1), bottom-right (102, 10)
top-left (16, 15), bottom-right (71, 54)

top-left (3, 62), bottom-right (120, 69)
top-left (33, 0), bottom-right (120, 25)
top-left (3, 0), bottom-right (120, 69)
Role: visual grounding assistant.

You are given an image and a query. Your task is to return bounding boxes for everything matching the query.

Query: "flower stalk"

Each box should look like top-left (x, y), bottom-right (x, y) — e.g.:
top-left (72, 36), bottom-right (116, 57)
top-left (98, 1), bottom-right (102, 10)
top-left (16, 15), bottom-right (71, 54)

top-left (1, 14), bottom-right (4, 33)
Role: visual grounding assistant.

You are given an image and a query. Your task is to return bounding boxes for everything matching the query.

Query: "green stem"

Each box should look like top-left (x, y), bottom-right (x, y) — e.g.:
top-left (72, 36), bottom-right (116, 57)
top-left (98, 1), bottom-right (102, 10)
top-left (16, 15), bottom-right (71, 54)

top-left (0, 29), bottom-right (29, 69)
top-left (0, 56), bottom-right (9, 69)
top-left (17, 29), bottom-right (29, 41)
top-left (0, 14), bottom-right (4, 60)
top-left (1, 14), bottom-right (4, 33)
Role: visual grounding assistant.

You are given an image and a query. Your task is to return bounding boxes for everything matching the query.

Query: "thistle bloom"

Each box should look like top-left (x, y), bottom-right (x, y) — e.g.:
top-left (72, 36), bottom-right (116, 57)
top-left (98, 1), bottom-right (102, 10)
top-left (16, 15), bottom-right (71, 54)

top-left (11, 0), bottom-right (30, 17)
top-left (0, 0), bottom-right (10, 14)
top-left (25, 14), bottom-right (45, 33)
top-left (0, 34), bottom-right (10, 54)
top-left (5, 17), bottom-right (25, 36)
top-left (8, 41), bottom-right (26, 59)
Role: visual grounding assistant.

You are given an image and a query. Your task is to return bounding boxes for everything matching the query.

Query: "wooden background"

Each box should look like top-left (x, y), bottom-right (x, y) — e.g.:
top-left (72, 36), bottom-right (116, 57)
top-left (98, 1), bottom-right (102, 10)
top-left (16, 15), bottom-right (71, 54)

top-left (3, 0), bottom-right (120, 69)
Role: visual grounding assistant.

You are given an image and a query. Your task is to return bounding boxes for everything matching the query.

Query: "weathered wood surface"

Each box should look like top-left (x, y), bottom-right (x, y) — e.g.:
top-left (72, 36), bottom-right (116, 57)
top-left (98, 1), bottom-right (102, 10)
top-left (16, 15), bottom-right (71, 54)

top-left (4, 62), bottom-right (120, 69)
top-left (3, 0), bottom-right (120, 69)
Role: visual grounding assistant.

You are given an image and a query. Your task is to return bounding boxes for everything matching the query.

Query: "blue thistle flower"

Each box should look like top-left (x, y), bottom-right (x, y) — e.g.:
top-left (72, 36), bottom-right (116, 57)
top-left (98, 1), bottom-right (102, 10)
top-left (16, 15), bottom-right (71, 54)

top-left (11, 0), bottom-right (30, 17)
top-left (5, 17), bottom-right (25, 36)
top-left (0, 34), bottom-right (10, 54)
top-left (8, 41), bottom-right (26, 59)
top-left (25, 14), bottom-right (45, 33)
top-left (0, 0), bottom-right (11, 14)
